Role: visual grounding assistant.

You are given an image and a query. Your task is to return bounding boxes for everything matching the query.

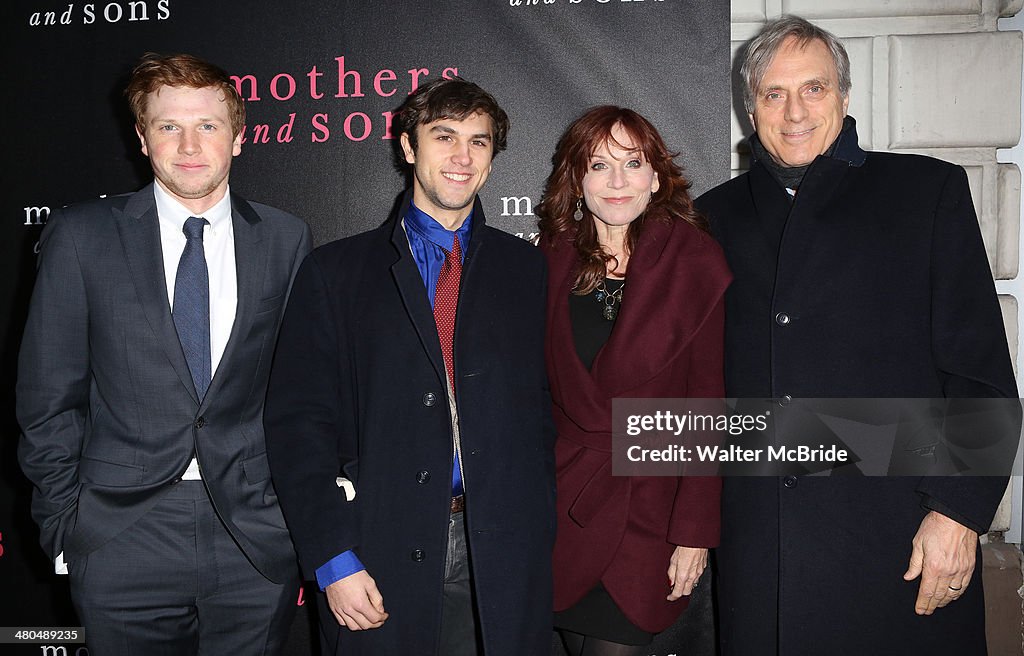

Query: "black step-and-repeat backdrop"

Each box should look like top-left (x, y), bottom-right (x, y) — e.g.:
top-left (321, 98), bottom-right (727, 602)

top-left (1, 1), bottom-right (729, 654)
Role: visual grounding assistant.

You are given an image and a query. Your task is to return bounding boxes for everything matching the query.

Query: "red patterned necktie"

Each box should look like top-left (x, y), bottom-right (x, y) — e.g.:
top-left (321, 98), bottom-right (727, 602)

top-left (433, 236), bottom-right (462, 393)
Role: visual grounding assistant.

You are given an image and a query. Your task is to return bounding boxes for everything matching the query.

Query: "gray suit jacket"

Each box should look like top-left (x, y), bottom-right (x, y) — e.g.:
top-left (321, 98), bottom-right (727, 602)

top-left (17, 183), bottom-right (312, 583)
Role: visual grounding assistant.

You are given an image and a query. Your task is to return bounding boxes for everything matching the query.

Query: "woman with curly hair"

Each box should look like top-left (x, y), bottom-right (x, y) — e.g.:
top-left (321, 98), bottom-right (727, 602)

top-left (536, 106), bottom-right (731, 655)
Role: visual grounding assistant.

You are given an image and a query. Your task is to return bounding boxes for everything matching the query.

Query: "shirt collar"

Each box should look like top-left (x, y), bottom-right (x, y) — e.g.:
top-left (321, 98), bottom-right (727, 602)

top-left (153, 182), bottom-right (233, 236)
top-left (402, 201), bottom-right (473, 253)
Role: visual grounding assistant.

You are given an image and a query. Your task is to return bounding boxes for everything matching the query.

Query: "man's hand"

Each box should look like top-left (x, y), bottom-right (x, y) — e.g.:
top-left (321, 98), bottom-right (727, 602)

top-left (902, 510), bottom-right (979, 615)
top-left (667, 545), bottom-right (708, 601)
top-left (325, 570), bottom-right (388, 630)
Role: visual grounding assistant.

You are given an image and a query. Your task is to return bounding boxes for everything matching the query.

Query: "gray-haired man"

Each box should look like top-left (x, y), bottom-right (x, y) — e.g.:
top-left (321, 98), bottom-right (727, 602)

top-left (697, 15), bottom-right (1015, 656)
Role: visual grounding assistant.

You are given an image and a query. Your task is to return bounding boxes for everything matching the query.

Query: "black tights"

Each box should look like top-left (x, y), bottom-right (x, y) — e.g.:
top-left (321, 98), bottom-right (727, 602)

top-left (559, 629), bottom-right (649, 656)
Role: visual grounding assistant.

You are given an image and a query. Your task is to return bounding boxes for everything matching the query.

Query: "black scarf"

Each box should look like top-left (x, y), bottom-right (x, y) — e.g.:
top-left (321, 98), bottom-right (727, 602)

top-left (750, 115), bottom-right (855, 191)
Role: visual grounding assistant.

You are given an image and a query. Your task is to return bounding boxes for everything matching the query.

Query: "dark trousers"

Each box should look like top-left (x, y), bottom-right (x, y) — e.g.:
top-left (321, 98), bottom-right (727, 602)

top-left (69, 481), bottom-right (299, 656)
top-left (438, 509), bottom-right (482, 656)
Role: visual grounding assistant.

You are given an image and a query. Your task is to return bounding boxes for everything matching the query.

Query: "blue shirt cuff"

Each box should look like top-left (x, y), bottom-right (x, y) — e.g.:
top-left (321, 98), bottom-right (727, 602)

top-left (315, 550), bottom-right (365, 590)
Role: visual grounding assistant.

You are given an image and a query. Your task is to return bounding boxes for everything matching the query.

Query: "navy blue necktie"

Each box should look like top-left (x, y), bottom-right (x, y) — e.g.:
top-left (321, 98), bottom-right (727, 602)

top-left (174, 216), bottom-right (211, 400)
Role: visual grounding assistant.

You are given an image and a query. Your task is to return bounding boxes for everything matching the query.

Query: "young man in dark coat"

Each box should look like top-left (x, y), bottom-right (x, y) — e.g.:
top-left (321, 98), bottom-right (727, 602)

top-left (264, 77), bottom-right (556, 655)
top-left (696, 15), bottom-right (1017, 656)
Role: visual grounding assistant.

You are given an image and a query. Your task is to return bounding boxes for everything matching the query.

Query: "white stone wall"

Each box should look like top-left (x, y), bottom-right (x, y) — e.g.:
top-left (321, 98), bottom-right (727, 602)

top-left (730, 0), bottom-right (1023, 535)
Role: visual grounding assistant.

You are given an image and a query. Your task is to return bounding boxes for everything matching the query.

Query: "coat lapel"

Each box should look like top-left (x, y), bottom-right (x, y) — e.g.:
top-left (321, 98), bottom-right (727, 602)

top-left (202, 194), bottom-right (265, 407)
top-left (388, 194), bottom-right (447, 387)
top-left (453, 197), bottom-right (488, 379)
top-left (115, 184), bottom-right (199, 403)
top-left (774, 157), bottom-right (855, 286)
top-left (544, 216), bottom-right (731, 401)
top-left (748, 162), bottom-right (795, 256)
top-left (543, 237), bottom-right (601, 411)
top-left (591, 218), bottom-right (730, 397)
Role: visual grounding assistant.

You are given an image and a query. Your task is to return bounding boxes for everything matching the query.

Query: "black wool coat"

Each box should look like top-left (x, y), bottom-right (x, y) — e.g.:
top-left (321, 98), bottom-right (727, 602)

top-left (696, 121), bottom-right (1016, 656)
top-left (264, 192), bottom-right (556, 655)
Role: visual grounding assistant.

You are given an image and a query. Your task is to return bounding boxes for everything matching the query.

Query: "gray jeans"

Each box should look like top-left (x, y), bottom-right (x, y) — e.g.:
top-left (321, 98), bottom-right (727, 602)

top-left (438, 510), bottom-right (482, 655)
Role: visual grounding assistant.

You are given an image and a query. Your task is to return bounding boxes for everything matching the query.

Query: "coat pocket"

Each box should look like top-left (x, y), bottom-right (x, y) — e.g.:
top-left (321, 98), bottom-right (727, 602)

top-left (78, 456), bottom-right (146, 486)
top-left (255, 293), bottom-right (285, 315)
top-left (242, 452), bottom-right (272, 484)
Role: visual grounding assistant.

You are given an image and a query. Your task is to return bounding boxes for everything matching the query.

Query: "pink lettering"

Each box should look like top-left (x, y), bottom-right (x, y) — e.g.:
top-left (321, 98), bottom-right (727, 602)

top-left (335, 56), bottom-right (365, 98)
top-left (230, 58), bottom-right (457, 103)
top-left (343, 112), bottom-right (372, 141)
top-left (277, 113), bottom-right (295, 143)
top-left (408, 68), bottom-right (429, 92)
top-left (231, 75), bottom-right (260, 101)
top-left (251, 124), bottom-right (271, 144)
top-left (373, 70), bottom-right (398, 97)
top-left (381, 111), bottom-right (396, 140)
top-left (307, 66), bottom-right (324, 100)
top-left (311, 113), bottom-right (330, 143)
top-left (271, 74), bottom-right (296, 101)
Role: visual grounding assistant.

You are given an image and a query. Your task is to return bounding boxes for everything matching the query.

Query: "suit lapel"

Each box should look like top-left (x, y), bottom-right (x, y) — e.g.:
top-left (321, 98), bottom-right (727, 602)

top-left (204, 194), bottom-right (265, 406)
top-left (115, 184), bottom-right (199, 403)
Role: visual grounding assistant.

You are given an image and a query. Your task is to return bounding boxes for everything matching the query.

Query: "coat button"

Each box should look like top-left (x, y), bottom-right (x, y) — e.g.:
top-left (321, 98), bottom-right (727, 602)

top-left (416, 470), bottom-right (430, 484)
top-left (422, 392), bottom-right (437, 407)
top-left (779, 395), bottom-right (792, 406)
top-left (194, 416), bottom-right (206, 429)
top-left (411, 549), bottom-right (425, 562)
top-left (783, 476), bottom-right (798, 488)
top-left (775, 312), bottom-right (791, 326)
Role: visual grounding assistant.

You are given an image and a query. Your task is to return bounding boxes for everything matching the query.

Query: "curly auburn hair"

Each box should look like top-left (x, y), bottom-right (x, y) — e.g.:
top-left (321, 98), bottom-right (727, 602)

top-left (536, 106), bottom-right (708, 294)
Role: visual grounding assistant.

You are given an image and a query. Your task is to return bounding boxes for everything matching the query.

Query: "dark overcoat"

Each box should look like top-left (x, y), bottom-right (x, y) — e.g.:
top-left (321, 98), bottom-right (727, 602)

top-left (264, 192), bottom-right (556, 655)
top-left (695, 124), bottom-right (1016, 655)
top-left (543, 215), bottom-right (730, 633)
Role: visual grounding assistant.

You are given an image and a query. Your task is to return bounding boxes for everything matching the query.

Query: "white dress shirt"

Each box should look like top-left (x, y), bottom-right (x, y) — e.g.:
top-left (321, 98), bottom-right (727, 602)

top-left (155, 182), bottom-right (238, 479)
top-left (56, 185), bottom-right (237, 573)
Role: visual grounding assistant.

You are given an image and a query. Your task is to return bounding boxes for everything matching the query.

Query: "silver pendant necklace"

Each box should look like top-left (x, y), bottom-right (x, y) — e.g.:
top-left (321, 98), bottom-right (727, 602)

top-left (595, 279), bottom-right (624, 321)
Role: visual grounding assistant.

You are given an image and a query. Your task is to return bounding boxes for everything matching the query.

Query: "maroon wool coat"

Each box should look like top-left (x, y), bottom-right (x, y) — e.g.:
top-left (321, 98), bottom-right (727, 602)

top-left (542, 214), bottom-right (731, 633)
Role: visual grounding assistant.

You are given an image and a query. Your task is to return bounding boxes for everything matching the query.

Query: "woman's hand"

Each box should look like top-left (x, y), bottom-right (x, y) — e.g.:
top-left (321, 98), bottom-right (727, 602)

top-left (667, 545), bottom-right (707, 601)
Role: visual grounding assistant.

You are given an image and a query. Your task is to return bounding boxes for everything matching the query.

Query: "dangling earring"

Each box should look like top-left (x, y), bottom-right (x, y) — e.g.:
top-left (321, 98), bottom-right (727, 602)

top-left (573, 198), bottom-right (584, 222)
